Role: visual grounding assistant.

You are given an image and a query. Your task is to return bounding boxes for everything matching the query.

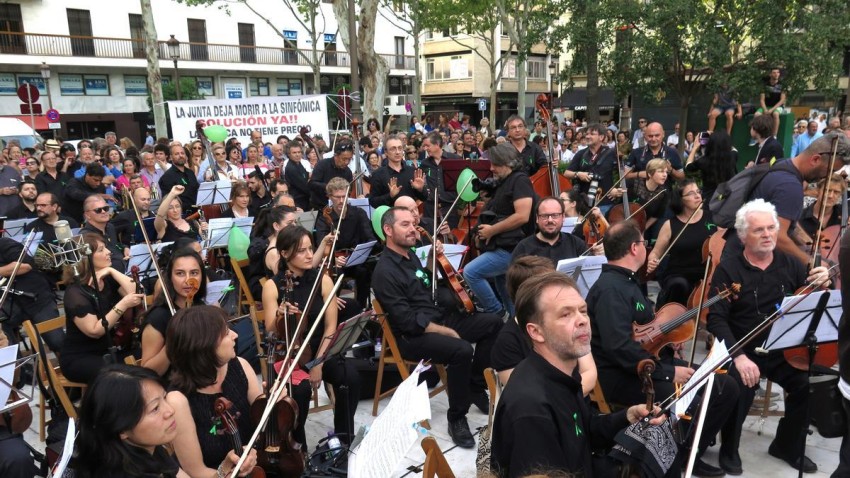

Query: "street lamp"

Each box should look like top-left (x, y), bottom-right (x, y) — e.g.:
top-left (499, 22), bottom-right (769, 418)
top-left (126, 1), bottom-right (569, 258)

top-left (402, 74), bottom-right (411, 115)
top-left (166, 34), bottom-right (182, 101)
top-left (40, 62), bottom-right (53, 110)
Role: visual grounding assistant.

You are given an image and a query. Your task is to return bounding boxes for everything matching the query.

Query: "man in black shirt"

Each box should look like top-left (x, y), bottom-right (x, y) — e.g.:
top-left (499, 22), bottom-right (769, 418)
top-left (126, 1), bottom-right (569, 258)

top-left (511, 196), bottom-right (589, 266)
top-left (492, 271), bottom-right (662, 477)
top-left (283, 141), bottom-right (311, 210)
top-left (588, 221), bottom-right (738, 477)
top-left (368, 135), bottom-right (427, 208)
top-left (110, 186), bottom-right (153, 246)
top-left (460, 130), bottom-right (481, 160)
top-left (308, 139), bottom-right (355, 210)
top-left (748, 114), bottom-right (785, 167)
top-left (247, 170), bottom-right (270, 216)
top-left (63, 163), bottom-right (110, 223)
top-left (315, 177), bottom-right (376, 308)
top-left (625, 122), bottom-right (685, 185)
top-left (393, 195), bottom-right (451, 247)
top-left (708, 199), bottom-right (829, 474)
top-left (25, 192), bottom-right (80, 244)
top-left (419, 132), bottom-right (461, 225)
top-left (564, 123), bottom-right (620, 214)
top-left (5, 179), bottom-right (37, 219)
top-left (158, 143), bottom-right (199, 213)
top-left (373, 207), bottom-right (501, 449)
top-left (80, 196), bottom-right (127, 272)
top-left (462, 143), bottom-right (533, 316)
top-left (504, 115), bottom-right (547, 176)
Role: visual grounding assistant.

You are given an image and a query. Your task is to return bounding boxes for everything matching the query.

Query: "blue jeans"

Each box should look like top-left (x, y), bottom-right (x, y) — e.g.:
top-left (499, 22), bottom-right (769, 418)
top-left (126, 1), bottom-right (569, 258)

top-left (462, 248), bottom-right (512, 314)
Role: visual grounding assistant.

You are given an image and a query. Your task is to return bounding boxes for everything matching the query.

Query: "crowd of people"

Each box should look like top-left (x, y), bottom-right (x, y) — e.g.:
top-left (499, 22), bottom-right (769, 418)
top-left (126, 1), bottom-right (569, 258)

top-left (2, 97), bottom-right (850, 478)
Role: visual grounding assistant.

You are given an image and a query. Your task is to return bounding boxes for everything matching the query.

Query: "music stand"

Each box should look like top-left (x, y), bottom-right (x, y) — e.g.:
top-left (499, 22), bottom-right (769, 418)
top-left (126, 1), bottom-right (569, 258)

top-left (297, 210), bottom-right (318, 232)
top-left (197, 180), bottom-right (231, 207)
top-left (2, 218), bottom-right (36, 238)
top-left (205, 218), bottom-right (235, 249)
top-left (0, 349), bottom-right (37, 416)
top-left (132, 216), bottom-right (157, 245)
top-left (127, 242), bottom-right (174, 278)
top-left (343, 241), bottom-right (377, 268)
top-left (440, 158), bottom-right (492, 194)
top-left (762, 289), bottom-right (840, 478)
top-left (9, 231), bottom-right (42, 257)
top-left (556, 256), bottom-right (607, 298)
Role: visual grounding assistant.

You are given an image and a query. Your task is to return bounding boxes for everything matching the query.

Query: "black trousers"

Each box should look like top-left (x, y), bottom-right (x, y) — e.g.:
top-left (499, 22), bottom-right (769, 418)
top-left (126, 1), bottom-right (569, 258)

top-left (0, 428), bottom-right (38, 478)
top-left (396, 311), bottom-right (501, 422)
top-left (832, 396), bottom-right (850, 478)
top-left (721, 351), bottom-right (810, 458)
top-left (600, 360), bottom-right (740, 453)
top-left (657, 274), bottom-right (695, 308)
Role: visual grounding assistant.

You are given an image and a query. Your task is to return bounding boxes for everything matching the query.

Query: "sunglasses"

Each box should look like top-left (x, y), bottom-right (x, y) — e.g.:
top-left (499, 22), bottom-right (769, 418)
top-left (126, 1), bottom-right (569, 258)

top-left (89, 206), bottom-right (110, 214)
top-left (337, 144), bottom-right (354, 152)
top-left (26, 161), bottom-right (37, 166)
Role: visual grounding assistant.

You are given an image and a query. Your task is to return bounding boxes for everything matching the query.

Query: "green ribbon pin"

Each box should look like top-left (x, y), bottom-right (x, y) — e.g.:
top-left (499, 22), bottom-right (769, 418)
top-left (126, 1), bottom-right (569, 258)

top-left (705, 222), bottom-right (716, 231)
top-left (635, 301), bottom-right (645, 312)
top-left (573, 412), bottom-right (583, 436)
top-left (415, 269), bottom-right (430, 287)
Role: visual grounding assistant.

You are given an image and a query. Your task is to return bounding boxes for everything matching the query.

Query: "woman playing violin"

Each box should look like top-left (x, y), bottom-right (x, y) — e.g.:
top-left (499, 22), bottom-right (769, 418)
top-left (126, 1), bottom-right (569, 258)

top-left (560, 189), bottom-right (609, 244)
top-left (167, 306), bottom-right (261, 477)
top-left (73, 364), bottom-right (187, 478)
top-left (141, 245), bottom-right (208, 376)
top-left (798, 173), bottom-right (846, 242)
top-left (646, 180), bottom-right (717, 307)
top-left (59, 233), bottom-right (146, 384)
top-left (630, 158), bottom-right (670, 239)
top-left (261, 226), bottom-right (360, 448)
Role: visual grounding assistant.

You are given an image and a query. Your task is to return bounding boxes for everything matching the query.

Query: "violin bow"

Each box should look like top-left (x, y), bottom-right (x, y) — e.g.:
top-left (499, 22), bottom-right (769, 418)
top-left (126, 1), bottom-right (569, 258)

top-left (431, 179), bottom-right (439, 303)
top-left (686, 257), bottom-right (713, 369)
top-left (231, 275), bottom-right (345, 478)
top-left (810, 136), bottom-right (841, 269)
top-left (654, 200), bottom-right (703, 263)
top-left (126, 189), bottom-right (176, 315)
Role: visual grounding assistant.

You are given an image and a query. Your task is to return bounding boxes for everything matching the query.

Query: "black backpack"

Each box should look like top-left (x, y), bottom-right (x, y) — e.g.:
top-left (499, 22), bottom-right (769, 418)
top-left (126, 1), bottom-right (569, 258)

top-left (708, 163), bottom-right (777, 228)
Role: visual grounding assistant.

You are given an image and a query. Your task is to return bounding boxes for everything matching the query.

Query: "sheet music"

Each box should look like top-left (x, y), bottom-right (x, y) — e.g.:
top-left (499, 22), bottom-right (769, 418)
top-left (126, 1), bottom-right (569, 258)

top-left (2, 218), bottom-right (36, 238)
top-left (126, 242), bottom-right (174, 276)
top-left (674, 338), bottom-right (730, 417)
top-left (296, 210), bottom-right (318, 232)
top-left (561, 216), bottom-right (579, 233)
top-left (344, 240), bottom-right (378, 268)
top-left (415, 244), bottom-right (468, 279)
top-left (0, 345), bottom-right (17, 406)
top-left (555, 255), bottom-right (607, 297)
top-left (764, 290), bottom-right (841, 350)
top-left (51, 418), bottom-right (75, 478)
top-left (9, 231), bottom-right (43, 256)
top-left (233, 216), bottom-right (253, 238)
top-left (348, 197), bottom-right (374, 220)
top-left (205, 280), bottom-right (233, 305)
top-left (350, 362), bottom-right (431, 478)
top-left (196, 180), bottom-right (232, 206)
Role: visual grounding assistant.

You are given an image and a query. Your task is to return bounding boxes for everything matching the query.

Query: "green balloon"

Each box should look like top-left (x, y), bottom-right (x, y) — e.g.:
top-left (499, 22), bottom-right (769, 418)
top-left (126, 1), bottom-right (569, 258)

top-left (457, 168), bottom-right (480, 202)
top-left (227, 224), bottom-right (250, 261)
top-left (203, 124), bottom-right (229, 143)
top-left (372, 205), bottom-right (390, 240)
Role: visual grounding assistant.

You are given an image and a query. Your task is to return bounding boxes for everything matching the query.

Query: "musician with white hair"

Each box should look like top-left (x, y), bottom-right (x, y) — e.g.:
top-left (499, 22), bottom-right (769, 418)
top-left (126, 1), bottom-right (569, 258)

top-left (707, 198), bottom-right (831, 474)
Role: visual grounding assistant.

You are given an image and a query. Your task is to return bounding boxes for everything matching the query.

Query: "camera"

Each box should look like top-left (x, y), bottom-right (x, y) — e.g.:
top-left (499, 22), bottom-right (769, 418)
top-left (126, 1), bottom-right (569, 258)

top-left (474, 177), bottom-right (500, 195)
top-left (698, 131), bottom-right (710, 146)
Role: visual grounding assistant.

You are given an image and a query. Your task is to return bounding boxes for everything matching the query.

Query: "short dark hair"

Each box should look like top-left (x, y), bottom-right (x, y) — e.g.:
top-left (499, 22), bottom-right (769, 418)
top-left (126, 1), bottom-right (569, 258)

top-left (84, 162), bottom-right (105, 178)
top-left (424, 131), bottom-right (443, 147)
top-left (489, 142), bottom-right (519, 168)
top-left (166, 305), bottom-right (230, 394)
top-left (603, 221), bottom-right (643, 261)
top-left (586, 123), bottom-right (607, 136)
top-left (669, 179), bottom-right (698, 215)
top-left (506, 255), bottom-right (554, 301)
top-left (515, 272), bottom-right (579, 333)
top-left (381, 206), bottom-right (408, 231)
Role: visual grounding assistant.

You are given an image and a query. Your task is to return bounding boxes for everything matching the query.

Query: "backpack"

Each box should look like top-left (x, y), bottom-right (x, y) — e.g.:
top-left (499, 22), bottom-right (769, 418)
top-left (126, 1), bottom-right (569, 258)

top-left (708, 162), bottom-right (777, 228)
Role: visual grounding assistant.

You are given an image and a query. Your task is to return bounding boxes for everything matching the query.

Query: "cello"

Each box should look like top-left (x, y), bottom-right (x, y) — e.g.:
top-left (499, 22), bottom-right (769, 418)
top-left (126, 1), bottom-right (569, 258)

top-left (529, 93), bottom-right (571, 198)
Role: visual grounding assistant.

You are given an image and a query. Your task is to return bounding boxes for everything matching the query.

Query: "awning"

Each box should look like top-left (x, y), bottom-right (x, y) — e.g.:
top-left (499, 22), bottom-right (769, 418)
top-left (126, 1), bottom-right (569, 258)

top-left (554, 88), bottom-right (619, 110)
top-left (3, 115), bottom-right (50, 130)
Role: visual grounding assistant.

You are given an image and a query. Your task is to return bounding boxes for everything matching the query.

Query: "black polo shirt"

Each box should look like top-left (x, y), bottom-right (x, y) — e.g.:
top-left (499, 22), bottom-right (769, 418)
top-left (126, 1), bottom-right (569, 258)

top-left (308, 157), bottom-right (354, 209)
top-left (35, 170), bottom-right (71, 199)
top-left (567, 146), bottom-right (617, 206)
top-left (81, 222), bottom-right (126, 271)
top-left (314, 206), bottom-right (375, 250)
top-left (368, 162), bottom-right (428, 209)
top-left (514, 141), bottom-right (548, 176)
top-left (159, 165), bottom-right (199, 212)
top-left (511, 232), bottom-right (587, 267)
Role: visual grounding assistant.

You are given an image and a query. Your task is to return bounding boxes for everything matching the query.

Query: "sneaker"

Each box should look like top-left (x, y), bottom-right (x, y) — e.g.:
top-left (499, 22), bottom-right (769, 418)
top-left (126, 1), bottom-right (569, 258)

top-left (768, 443), bottom-right (817, 473)
top-left (470, 391), bottom-right (490, 415)
top-left (447, 417), bottom-right (475, 448)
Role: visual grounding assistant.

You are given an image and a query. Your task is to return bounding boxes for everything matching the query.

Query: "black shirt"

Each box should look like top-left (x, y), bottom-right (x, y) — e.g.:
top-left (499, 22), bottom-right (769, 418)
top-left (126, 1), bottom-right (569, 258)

top-left (419, 153), bottom-right (462, 214)
top-left (35, 170), bottom-right (70, 199)
top-left (491, 351), bottom-right (629, 477)
top-left (490, 317), bottom-right (530, 373)
top-left (81, 222), bottom-right (125, 271)
top-left (24, 215), bottom-right (80, 245)
top-left (249, 190), bottom-right (270, 217)
top-left (159, 165), bottom-right (199, 212)
top-left (63, 177), bottom-right (105, 223)
top-left (284, 159), bottom-right (311, 210)
top-left (482, 170), bottom-right (534, 251)
top-left (626, 145), bottom-right (684, 189)
top-left (511, 232), bottom-right (587, 266)
top-left (314, 206), bottom-right (375, 251)
top-left (567, 146), bottom-right (618, 206)
top-left (0, 237), bottom-right (54, 302)
top-left (368, 162), bottom-right (428, 209)
top-left (707, 250), bottom-right (807, 356)
top-left (5, 202), bottom-right (37, 220)
top-left (110, 210), bottom-right (154, 246)
top-left (308, 157), bottom-right (353, 209)
top-left (60, 276), bottom-right (120, 360)
top-left (755, 136), bottom-right (784, 165)
top-left (514, 141), bottom-right (548, 177)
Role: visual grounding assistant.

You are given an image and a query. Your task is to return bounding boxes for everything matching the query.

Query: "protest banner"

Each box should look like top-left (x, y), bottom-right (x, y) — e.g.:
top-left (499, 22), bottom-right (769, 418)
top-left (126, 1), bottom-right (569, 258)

top-left (167, 94), bottom-right (329, 146)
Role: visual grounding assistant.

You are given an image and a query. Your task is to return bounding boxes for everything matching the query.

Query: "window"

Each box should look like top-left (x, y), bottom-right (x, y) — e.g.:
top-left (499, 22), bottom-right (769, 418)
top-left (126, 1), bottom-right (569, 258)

top-left (129, 14), bottom-right (145, 59)
top-left (59, 74), bottom-right (109, 96)
top-left (16, 74), bottom-right (47, 95)
top-left (425, 55), bottom-right (471, 81)
top-left (67, 9), bottom-right (94, 57)
top-left (527, 58), bottom-right (546, 79)
top-left (124, 75), bottom-right (148, 95)
top-left (0, 3), bottom-right (25, 54)
top-left (187, 19), bottom-right (208, 61)
top-left (238, 23), bottom-right (256, 63)
top-left (283, 30), bottom-right (298, 65)
top-left (394, 37), bottom-right (405, 68)
top-left (0, 73), bottom-right (16, 95)
top-left (196, 76), bottom-right (214, 96)
top-left (276, 78), bottom-right (303, 96)
top-left (324, 34), bottom-right (337, 66)
top-left (250, 78), bottom-right (269, 96)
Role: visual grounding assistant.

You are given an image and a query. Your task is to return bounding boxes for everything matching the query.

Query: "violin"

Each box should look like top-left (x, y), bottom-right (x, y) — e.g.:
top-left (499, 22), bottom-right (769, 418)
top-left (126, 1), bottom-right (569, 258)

top-left (250, 338), bottom-right (304, 476)
top-left (606, 157), bottom-right (646, 230)
top-left (275, 271), bottom-right (313, 368)
top-left (113, 265), bottom-right (146, 351)
top-left (581, 206), bottom-right (607, 247)
top-left (637, 359), bottom-right (656, 412)
top-left (213, 397), bottom-right (267, 478)
top-left (417, 226), bottom-right (476, 313)
top-left (633, 284), bottom-right (741, 358)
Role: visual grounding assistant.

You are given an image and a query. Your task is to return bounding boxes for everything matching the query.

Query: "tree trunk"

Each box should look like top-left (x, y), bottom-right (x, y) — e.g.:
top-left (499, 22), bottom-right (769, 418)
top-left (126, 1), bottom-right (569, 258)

top-left (585, 25), bottom-right (601, 124)
top-left (518, 57), bottom-right (528, 119)
top-left (490, 27), bottom-right (498, 126)
top-left (140, 0), bottom-right (166, 138)
top-left (333, 0), bottom-right (387, 121)
top-left (412, 28), bottom-right (422, 116)
top-left (678, 97), bottom-right (690, 156)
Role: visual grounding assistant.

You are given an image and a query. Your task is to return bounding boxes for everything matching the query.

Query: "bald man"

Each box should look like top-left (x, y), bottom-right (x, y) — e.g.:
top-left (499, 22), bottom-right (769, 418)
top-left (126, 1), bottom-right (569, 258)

top-left (625, 122), bottom-right (685, 185)
top-left (394, 195), bottom-right (452, 246)
top-left (111, 186), bottom-right (154, 246)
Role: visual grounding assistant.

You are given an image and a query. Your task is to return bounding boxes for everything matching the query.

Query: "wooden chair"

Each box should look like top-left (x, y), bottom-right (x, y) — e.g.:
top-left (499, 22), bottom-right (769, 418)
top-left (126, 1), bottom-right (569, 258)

top-left (231, 257), bottom-right (266, 380)
top-left (22, 317), bottom-right (87, 442)
top-left (421, 436), bottom-right (456, 478)
top-left (748, 379), bottom-right (785, 435)
top-left (589, 381), bottom-right (612, 414)
top-left (371, 299), bottom-right (448, 417)
top-left (483, 367), bottom-right (502, 428)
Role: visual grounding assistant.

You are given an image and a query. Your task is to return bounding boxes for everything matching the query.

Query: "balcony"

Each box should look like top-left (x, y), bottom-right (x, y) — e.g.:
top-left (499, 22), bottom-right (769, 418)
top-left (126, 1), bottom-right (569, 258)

top-left (0, 31), bottom-right (416, 70)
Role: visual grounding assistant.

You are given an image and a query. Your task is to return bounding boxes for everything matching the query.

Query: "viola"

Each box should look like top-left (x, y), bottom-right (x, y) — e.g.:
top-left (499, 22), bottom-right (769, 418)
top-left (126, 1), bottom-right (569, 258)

top-left (637, 359), bottom-right (656, 412)
top-left (213, 397), bottom-right (267, 478)
top-left (113, 265), bottom-right (146, 351)
top-left (633, 284), bottom-right (740, 358)
top-left (250, 339), bottom-right (304, 476)
top-left (275, 271), bottom-right (313, 368)
top-left (607, 202), bottom-right (647, 231)
top-left (417, 226), bottom-right (476, 313)
top-left (582, 212), bottom-right (607, 247)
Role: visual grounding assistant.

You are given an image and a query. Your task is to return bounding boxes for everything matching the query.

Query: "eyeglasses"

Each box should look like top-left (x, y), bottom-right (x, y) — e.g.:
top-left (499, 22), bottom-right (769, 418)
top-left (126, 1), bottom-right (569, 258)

top-left (88, 206), bottom-right (110, 214)
top-left (192, 146), bottom-right (202, 150)
top-left (214, 152), bottom-right (226, 156)
top-left (386, 146), bottom-right (405, 152)
top-left (633, 240), bottom-right (646, 245)
top-left (538, 213), bottom-right (564, 221)
top-left (638, 120), bottom-right (647, 124)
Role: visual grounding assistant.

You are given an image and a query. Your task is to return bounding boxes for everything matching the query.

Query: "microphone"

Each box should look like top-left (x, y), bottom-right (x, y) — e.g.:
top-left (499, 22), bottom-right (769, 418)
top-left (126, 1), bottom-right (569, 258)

top-left (47, 221), bottom-right (90, 274)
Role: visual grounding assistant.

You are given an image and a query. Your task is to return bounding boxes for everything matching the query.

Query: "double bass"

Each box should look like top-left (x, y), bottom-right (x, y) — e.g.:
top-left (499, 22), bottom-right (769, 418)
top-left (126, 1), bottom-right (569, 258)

top-left (529, 94), bottom-right (571, 198)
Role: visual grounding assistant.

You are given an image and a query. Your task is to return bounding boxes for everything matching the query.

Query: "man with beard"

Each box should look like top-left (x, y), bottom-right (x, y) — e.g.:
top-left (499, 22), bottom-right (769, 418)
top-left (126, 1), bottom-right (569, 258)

top-left (158, 143), bottom-right (199, 213)
top-left (111, 186), bottom-right (153, 246)
top-left (308, 139), bottom-right (355, 210)
top-left (511, 196), bottom-right (593, 266)
top-left (372, 207), bottom-right (502, 448)
top-left (5, 179), bottom-right (37, 219)
top-left (491, 271), bottom-right (664, 477)
top-left (393, 195), bottom-right (452, 247)
top-left (25, 192), bottom-right (79, 244)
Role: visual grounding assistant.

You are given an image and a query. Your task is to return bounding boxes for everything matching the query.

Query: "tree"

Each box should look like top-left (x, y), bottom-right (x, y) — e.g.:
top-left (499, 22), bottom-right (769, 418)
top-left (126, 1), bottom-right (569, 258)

top-left (421, 0), bottom-right (515, 127)
top-left (603, 0), bottom-right (850, 146)
top-left (140, 0), bottom-right (167, 138)
top-left (331, 0), bottom-right (387, 122)
top-left (377, 0), bottom-right (427, 118)
top-left (175, 0), bottom-right (336, 95)
top-left (494, 0), bottom-right (557, 118)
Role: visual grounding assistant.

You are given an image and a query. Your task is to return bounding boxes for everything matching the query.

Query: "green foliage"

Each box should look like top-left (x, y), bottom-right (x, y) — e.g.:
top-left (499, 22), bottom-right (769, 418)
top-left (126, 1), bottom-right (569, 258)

top-left (162, 78), bottom-right (205, 101)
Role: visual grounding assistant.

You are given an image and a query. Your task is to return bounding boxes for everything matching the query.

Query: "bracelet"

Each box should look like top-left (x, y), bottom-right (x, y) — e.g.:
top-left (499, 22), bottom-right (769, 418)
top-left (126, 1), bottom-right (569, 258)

top-left (216, 463), bottom-right (229, 478)
top-left (112, 306), bottom-right (125, 316)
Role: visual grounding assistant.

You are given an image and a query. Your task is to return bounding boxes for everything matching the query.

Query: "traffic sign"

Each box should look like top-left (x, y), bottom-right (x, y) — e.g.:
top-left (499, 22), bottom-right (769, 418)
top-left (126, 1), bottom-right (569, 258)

top-left (20, 103), bottom-right (42, 115)
top-left (478, 98), bottom-right (488, 111)
top-left (17, 83), bottom-right (39, 103)
top-left (48, 123), bottom-right (61, 130)
top-left (46, 108), bottom-right (60, 122)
